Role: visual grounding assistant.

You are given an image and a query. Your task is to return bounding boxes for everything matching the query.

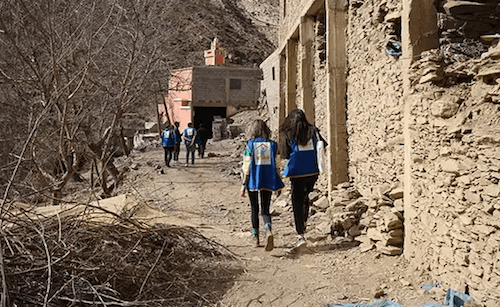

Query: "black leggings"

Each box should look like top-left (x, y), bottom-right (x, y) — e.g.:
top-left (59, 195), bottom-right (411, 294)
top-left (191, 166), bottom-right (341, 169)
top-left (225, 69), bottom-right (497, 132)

top-left (173, 143), bottom-right (180, 161)
top-left (248, 190), bottom-right (272, 232)
top-left (290, 175), bottom-right (318, 235)
top-left (163, 146), bottom-right (174, 166)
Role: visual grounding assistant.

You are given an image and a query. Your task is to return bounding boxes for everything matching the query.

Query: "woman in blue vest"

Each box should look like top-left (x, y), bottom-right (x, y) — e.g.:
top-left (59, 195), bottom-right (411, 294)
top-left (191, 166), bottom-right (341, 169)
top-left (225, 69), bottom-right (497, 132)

top-left (281, 109), bottom-right (327, 248)
top-left (160, 124), bottom-right (176, 167)
top-left (182, 122), bottom-right (197, 166)
top-left (241, 119), bottom-right (284, 251)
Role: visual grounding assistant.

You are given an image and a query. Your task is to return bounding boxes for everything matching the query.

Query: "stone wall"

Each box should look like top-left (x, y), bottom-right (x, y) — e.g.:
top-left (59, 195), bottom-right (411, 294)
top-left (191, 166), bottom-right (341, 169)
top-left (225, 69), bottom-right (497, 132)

top-left (268, 0), bottom-right (500, 304)
top-left (406, 43), bottom-right (500, 306)
top-left (346, 0), bottom-right (404, 192)
top-left (279, 0), bottom-right (316, 46)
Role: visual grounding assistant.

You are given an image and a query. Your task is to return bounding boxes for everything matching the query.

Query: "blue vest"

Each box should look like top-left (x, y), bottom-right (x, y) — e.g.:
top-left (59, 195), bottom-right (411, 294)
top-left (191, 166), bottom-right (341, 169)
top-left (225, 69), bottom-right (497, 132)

top-left (246, 138), bottom-right (284, 191)
top-left (161, 129), bottom-right (175, 147)
top-left (283, 136), bottom-right (319, 177)
top-left (183, 127), bottom-right (196, 145)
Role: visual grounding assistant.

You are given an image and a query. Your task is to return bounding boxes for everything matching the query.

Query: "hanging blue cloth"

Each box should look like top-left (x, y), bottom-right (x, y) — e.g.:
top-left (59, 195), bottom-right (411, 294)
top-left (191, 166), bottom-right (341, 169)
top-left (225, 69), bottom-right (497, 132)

top-left (386, 40), bottom-right (402, 58)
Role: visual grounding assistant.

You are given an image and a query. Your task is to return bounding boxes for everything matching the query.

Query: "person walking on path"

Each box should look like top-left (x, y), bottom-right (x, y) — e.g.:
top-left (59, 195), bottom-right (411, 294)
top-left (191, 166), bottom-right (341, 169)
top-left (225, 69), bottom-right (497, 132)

top-left (182, 122), bottom-right (197, 166)
top-left (173, 122), bottom-right (181, 164)
top-left (197, 123), bottom-right (209, 158)
top-left (161, 125), bottom-right (176, 167)
top-left (241, 119), bottom-right (284, 251)
top-left (280, 109), bottom-right (327, 248)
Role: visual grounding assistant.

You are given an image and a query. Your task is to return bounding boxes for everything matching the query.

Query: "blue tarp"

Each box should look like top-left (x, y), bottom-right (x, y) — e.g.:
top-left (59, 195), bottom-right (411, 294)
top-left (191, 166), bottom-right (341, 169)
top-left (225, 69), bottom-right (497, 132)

top-left (326, 289), bottom-right (473, 307)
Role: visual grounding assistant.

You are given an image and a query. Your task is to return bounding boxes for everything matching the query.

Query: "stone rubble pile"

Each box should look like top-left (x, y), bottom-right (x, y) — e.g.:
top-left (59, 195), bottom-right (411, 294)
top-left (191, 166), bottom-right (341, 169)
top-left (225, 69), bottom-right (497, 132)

top-left (410, 37), bottom-right (500, 87)
top-left (473, 38), bottom-right (500, 84)
top-left (439, 0), bottom-right (500, 41)
top-left (409, 50), bottom-right (445, 84)
top-left (307, 182), bottom-right (405, 256)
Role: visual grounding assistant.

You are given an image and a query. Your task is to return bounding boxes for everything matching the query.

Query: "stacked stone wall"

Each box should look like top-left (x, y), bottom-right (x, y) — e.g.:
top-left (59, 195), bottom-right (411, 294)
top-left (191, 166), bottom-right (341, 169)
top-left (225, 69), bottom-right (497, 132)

top-left (406, 45), bottom-right (500, 306)
top-left (345, 0), bottom-right (404, 192)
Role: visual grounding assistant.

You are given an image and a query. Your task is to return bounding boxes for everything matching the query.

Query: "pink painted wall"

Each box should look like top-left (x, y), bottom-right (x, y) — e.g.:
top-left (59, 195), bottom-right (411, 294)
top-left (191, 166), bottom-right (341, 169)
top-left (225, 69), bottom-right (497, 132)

top-left (165, 69), bottom-right (193, 130)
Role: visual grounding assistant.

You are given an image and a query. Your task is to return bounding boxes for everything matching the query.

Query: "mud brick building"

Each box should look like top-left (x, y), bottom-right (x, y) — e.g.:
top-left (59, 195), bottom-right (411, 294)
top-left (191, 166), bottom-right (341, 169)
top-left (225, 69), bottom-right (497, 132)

top-left (261, 0), bottom-right (500, 305)
top-left (163, 40), bottom-right (262, 134)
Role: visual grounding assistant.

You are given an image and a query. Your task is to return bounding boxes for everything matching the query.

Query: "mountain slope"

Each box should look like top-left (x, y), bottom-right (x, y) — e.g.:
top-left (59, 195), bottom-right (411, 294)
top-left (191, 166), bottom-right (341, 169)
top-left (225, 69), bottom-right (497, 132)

top-left (160, 0), bottom-right (279, 69)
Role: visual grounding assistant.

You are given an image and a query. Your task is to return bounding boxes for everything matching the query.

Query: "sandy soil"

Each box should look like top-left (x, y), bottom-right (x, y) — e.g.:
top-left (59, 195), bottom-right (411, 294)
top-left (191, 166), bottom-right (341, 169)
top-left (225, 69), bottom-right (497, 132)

top-left (114, 138), bottom-right (444, 307)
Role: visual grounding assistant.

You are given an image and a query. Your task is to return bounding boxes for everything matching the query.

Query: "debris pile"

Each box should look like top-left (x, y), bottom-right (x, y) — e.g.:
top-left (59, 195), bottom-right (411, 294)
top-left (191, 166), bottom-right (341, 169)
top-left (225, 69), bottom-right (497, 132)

top-left (473, 38), bottom-right (500, 84)
top-left (439, 1), bottom-right (499, 43)
top-left (4, 208), bottom-right (241, 306)
top-left (307, 182), bottom-right (405, 256)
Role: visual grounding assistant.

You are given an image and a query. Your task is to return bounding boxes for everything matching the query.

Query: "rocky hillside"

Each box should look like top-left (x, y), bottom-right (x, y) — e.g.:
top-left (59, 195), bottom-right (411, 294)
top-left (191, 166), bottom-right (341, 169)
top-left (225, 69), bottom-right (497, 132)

top-left (161, 0), bottom-right (279, 68)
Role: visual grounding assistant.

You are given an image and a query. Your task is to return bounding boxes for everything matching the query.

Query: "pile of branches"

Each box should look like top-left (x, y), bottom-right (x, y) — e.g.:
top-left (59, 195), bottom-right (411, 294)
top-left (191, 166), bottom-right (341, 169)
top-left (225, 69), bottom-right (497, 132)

top-left (2, 212), bottom-right (242, 306)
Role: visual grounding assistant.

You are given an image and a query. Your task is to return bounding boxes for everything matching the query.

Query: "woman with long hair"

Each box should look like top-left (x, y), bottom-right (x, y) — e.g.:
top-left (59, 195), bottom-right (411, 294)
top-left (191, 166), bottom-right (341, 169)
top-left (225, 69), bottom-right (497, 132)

top-left (280, 109), bottom-right (326, 248)
top-left (241, 119), bottom-right (284, 251)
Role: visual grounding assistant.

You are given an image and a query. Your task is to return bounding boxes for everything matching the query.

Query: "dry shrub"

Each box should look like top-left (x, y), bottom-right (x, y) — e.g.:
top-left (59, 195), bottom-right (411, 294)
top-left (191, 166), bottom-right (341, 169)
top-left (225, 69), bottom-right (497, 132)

top-left (4, 214), bottom-right (241, 306)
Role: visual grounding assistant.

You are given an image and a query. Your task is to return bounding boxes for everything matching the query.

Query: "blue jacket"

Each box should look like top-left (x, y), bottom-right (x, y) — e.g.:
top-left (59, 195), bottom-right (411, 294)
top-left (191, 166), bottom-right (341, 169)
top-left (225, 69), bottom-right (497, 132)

top-left (283, 135), bottom-right (319, 178)
top-left (244, 138), bottom-right (284, 191)
top-left (161, 128), bottom-right (175, 147)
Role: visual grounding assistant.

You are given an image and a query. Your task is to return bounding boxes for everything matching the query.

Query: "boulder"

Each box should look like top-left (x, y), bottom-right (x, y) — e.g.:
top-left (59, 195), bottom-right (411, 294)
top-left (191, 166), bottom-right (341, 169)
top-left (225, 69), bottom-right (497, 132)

top-left (383, 212), bottom-right (403, 231)
top-left (388, 187), bottom-right (404, 200)
top-left (376, 242), bottom-right (403, 255)
top-left (314, 196), bottom-right (330, 211)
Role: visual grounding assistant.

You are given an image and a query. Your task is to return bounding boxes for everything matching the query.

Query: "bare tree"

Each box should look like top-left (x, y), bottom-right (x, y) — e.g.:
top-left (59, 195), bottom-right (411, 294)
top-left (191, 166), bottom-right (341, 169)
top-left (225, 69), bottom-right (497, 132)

top-left (0, 0), bottom-right (173, 203)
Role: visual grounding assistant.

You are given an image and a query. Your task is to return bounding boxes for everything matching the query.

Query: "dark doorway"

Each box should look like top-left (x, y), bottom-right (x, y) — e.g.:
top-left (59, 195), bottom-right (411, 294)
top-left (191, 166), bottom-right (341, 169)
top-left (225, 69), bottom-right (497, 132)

top-left (193, 107), bottom-right (226, 139)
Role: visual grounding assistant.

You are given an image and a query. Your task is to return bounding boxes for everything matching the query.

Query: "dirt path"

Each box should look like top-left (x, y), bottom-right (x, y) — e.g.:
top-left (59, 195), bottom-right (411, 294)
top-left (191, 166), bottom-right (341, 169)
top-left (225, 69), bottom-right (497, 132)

top-left (119, 140), bottom-right (442, 307)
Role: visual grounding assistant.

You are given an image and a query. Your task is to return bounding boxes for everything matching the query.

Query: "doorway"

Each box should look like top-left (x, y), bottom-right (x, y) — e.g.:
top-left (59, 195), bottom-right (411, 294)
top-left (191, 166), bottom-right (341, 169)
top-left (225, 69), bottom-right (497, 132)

top-left (193, 107), bottom-right (227, 139)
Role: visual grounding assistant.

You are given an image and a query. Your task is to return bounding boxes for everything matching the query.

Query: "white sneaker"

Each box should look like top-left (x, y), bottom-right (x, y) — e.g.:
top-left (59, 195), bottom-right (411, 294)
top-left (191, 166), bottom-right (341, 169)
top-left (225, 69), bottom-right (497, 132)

top-left (295, 235), bottom-right (307, 248)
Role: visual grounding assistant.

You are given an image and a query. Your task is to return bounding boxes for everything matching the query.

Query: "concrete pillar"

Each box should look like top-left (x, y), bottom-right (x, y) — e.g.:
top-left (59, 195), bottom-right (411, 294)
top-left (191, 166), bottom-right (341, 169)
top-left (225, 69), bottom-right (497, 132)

top-left (401, 0), bottom-right (439, 258)
top-left (286, 38), bottom-right (298, 114)
top-left (326, 0), bottom-right (348, 193)
top-left (300, 15), bottom-right (315, 124)
top-left (278, 52), bottom-right (287, 149)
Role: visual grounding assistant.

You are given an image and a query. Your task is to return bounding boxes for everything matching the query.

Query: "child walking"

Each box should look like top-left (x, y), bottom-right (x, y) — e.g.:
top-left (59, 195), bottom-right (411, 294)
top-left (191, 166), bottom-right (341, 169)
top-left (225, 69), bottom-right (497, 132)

top-left (182, 122), bottom-right (197, 166)
top-left (161, 124), bottom-right (176, 167)
top-left (241, 120), bottom-right (284, 251)
top-left (280, 109), bottom-right (327, 248)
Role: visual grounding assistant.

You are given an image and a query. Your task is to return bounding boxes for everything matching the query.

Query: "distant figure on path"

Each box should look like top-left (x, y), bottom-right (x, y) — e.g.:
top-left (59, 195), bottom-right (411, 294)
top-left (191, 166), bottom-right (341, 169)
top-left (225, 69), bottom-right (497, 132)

top-left (182, 122), bottom-right (197, 166)
top-left (160, 125), bottom-right (175, 167)
top-left (173, 122), bottom-right (181, 164)
top-left (280, 109), bottom-right (327, 248)
top-left (197, 123), bottom-right (209, 158)
top-left (241, 120), bottom-right (284, 251)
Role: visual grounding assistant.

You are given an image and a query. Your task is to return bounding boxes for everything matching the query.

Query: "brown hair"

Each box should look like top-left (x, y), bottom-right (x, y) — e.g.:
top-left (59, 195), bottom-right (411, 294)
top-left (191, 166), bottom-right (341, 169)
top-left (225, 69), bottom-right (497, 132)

top-left (247, 119), bottom-right (271, 140)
